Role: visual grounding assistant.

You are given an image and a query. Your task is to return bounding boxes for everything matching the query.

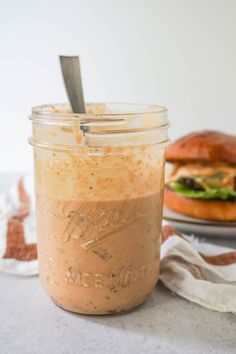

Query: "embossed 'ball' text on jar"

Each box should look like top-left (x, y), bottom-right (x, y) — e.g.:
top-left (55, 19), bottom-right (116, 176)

top-left (29, 103), bottom-right (169, 315)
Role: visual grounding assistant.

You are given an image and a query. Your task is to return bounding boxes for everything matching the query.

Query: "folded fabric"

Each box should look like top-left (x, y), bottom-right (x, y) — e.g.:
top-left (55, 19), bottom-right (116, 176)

top-left (0, 175), bottom-right (38, 275)
top-left (0, 176), bottom-right (236, 312)
top-left (161, 224), bottom-right (236, 313)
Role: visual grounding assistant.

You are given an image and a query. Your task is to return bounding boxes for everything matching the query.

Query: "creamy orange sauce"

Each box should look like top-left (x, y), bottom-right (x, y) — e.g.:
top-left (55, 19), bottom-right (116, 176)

top-left (37, 193), bottom-right (162, 314)
top-left (34, 121), bottom-right (166, 314)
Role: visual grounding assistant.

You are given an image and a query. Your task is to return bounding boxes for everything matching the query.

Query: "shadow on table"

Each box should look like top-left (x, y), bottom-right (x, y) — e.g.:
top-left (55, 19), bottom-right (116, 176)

top-left (78, 282), bottom-right (236, 350)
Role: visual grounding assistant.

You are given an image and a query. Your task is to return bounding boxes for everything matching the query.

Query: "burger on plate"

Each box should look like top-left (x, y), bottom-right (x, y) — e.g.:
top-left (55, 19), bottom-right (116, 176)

top-left (164, 131), bottom-right (236, 221)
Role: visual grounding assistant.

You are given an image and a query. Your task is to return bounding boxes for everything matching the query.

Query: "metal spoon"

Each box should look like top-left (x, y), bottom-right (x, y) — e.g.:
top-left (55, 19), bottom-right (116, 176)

top-left (59, 55), bottom-right (86, 113)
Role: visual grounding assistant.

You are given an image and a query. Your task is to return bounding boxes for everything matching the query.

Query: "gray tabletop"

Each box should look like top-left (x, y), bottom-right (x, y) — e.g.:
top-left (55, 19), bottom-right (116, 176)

top-left (1, 174), bottom-right (236, 354)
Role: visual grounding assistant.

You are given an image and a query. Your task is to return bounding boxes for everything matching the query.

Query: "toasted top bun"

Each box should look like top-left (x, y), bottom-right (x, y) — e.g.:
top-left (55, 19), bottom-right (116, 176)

top-left (166, 131), bottom-right (236, 165)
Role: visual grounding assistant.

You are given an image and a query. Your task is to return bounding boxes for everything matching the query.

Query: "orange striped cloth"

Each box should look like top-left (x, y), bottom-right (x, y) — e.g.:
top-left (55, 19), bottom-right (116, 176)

top-left (0, 176), bottom-right (236, 311)
top-left (0, 176), bottom-right (37, 275)
top-left (161, 224), bottom-right (236, 312)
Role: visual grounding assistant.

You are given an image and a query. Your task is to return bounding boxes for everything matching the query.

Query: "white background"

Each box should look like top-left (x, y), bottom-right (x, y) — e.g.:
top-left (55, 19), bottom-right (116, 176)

top-left (0, 0), bottom-right (235, 173)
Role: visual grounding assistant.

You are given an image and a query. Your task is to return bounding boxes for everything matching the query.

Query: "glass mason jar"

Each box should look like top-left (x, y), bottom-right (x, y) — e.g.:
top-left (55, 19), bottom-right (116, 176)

top-left (29, 103), bottom-right (169, 315)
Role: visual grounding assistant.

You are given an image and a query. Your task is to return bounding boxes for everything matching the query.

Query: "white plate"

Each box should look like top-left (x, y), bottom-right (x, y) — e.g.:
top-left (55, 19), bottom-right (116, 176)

top-left (163, 207), bottom-right (236, 238)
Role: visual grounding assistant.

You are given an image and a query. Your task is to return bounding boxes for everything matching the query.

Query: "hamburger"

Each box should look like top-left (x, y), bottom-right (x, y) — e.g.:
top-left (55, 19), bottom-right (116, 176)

top-left (164, 131), bottom-right (236, 221)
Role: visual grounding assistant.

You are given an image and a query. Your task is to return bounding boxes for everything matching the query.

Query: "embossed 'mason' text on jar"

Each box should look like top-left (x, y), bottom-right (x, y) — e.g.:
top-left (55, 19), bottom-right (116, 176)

top-left (29, 102), bottom-right (169, 315)
top-left (65, 263), bottom-right (155, 288)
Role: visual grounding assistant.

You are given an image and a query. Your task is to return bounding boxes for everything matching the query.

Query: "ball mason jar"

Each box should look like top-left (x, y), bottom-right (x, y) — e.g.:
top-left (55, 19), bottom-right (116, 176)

top-left (29, 103), bottom-right (169, 315)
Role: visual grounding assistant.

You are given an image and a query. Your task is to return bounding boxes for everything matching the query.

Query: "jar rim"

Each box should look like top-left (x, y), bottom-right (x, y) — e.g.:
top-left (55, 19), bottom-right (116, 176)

top-left (31, 102), bottom-right (168, 122)
top-left (30, 102), bottom-right (169, 150)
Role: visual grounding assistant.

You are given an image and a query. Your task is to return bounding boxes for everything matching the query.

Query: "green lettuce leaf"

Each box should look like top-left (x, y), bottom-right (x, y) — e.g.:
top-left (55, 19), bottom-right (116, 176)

top-left (168, 182), bottom-right (236, 200)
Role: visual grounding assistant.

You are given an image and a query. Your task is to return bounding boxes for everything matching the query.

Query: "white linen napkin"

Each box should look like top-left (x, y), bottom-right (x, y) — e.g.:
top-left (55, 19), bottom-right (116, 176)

top-left (0, 175), bottom-right (38, 275)
top-left (0, 175), bottom-right (236, 312)
top-left (161, 224), bottom-right (236, 313)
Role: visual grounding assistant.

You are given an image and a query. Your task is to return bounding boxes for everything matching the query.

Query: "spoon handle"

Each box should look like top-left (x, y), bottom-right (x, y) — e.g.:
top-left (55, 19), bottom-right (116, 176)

top-left (59, 56), bottom-right (86, 113)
